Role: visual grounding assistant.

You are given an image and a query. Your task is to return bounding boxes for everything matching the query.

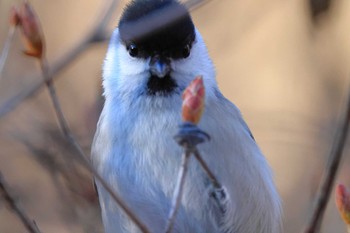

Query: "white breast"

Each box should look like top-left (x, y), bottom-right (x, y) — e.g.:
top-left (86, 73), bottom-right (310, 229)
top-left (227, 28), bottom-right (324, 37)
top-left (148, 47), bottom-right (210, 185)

top-left (93, 92), bottom-right (281, 233)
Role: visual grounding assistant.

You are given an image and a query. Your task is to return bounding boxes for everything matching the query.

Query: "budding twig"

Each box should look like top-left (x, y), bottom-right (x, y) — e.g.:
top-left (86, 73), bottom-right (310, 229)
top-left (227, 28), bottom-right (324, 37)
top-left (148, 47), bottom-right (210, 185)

top-left (7, 1), bottom-right (149, 231)
top-left (0, 6), bottom-right (20, 81)
top-left (0, 27), bottom-right (16, 82)
top-left (164, 149), bottom-right (192, 233)
top-left (165, 122), bottom-right (212, 233)
top-left (0, 0), bottom-right (118, 118)
top-left (0, 0), bottom-right (211, 119)
top-left (165, 76), bottom-right (224, 233)
top-left (0, 172), bottom-right (42, 233)
top-left (304, 86), bottom-right (350, 233)
top-left (335, 184), bottom-right (350, 232)
top-left (192, 148), bottom-right (222, 189)
top-left (38, 57), bottom-right (150, 233)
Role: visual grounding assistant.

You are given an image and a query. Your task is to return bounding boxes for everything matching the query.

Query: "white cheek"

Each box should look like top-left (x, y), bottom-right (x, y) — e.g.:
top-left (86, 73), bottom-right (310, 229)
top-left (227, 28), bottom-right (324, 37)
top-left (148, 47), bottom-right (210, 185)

top-left (116, 48), bottom-right (150, 96)
top-left (119, 47), bottom-right (149, 76)
top-left (103, 40), bottom-right (119, 80)
top-left (171, 29), bottom-right (217, 99)
top-left (103, 29), bottom-right (149, 98)
top-left (103, 29), bottom-right (148, 79)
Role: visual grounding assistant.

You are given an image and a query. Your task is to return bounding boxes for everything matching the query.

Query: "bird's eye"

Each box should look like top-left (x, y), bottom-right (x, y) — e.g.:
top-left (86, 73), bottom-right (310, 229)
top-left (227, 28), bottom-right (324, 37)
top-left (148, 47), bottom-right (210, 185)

top-left (127, 44), bottom-right (138, 57)
top-left (182, 44), bottom-right (191, 58)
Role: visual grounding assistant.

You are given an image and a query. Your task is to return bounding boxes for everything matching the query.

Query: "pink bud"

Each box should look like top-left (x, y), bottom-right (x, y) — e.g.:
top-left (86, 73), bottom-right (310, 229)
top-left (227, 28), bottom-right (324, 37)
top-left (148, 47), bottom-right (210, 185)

top-left (182, 76), bottom-right (205, 124)
top-left (9, 6), bottom-right (21, 26)
top-left (18, 1), bottom-right (44, 58)
top-left (335, 184), bottom-right (350, 226)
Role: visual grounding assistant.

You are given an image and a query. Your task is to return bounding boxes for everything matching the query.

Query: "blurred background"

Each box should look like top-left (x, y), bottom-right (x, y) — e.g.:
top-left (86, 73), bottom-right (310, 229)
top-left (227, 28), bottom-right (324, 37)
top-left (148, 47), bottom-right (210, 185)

top-left (1, 0), bottom-right (350, 232)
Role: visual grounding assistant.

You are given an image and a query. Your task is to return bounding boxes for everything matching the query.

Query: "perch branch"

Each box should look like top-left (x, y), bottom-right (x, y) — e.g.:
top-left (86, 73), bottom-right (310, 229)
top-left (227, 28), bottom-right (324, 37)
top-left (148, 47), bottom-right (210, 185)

top-left (192, 148), bottom-right (222, 189)
top-left (164, 149), bottom-right (192, 233)
top-left (0, 26), bottom-right (16, 82)
top-left (0, 0), bottom-right (118, 118)
top-left (165, 122), bottom-right (212, 233)
top-left (38, 57), bottom-right (150, 233)
top-left (0, 172), bottom-right (42, 233)
top-left (309, 0), bottom-right (333, 19)
top-left (304, 87), bottom-right (350, 233)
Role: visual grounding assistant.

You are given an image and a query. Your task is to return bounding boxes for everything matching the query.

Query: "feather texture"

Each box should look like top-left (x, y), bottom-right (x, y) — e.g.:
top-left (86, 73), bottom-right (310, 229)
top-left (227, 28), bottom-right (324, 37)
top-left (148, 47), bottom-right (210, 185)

top-left (92, 27), bottom-right (282, 233)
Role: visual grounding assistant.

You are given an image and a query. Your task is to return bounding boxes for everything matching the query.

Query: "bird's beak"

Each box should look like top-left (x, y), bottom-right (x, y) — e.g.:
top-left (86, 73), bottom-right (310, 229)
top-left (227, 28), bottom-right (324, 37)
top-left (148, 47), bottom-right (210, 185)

top-left (149, 55), bottom-right (171, 78)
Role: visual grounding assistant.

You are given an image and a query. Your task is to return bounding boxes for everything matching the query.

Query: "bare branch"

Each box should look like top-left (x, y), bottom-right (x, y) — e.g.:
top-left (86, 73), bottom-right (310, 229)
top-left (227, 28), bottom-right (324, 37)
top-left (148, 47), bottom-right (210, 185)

top-left (39, 58), bottom-right (69, 135)
top-left (0, 26), bottom-right (16, 82)
top-left (0, 2), bottom-right (214, 231)
top-left (192, 148), bottom-right (222, 189)
top-left (0, 0), bottom-right (212, 119)
top-left (0, 0), bottom-right (119, 118)
top-left (303, 88), bottom-right (350, 233)
top-left (309, 0), bottom-right (332, 19)
top-left (0, 172), bottom-right (43, 233)
top-left (184, 0), bottom-right (213, 10)
top-left (164, 149), bottom-right (192, 233)
top-left (38, 57), bottom-right (150, 233)
top-left (166, 122), bottom-right (219, 233)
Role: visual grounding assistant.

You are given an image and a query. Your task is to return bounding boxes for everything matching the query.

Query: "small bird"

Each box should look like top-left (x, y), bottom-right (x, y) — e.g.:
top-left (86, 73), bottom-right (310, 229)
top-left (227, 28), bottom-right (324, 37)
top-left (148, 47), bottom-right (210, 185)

top-left (92, 0), bottom-right (282, 232)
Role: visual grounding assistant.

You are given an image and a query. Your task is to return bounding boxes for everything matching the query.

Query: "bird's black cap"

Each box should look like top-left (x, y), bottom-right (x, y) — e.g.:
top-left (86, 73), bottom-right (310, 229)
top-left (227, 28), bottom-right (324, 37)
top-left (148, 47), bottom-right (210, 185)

top-left (118, 0), bottom-right (195, 59)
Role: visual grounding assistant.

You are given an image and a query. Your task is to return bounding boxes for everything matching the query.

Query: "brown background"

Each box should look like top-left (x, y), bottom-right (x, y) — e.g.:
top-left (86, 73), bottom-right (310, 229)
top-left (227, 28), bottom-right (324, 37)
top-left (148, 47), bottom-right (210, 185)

top-left (1, 0), bottom-right (350, 232)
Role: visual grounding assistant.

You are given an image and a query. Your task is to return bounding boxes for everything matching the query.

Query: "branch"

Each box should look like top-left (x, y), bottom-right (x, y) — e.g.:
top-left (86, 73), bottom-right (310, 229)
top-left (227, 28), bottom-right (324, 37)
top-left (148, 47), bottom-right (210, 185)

top-left (303, 88), bottom-right (350, 233)
top-left (309, 0), bottom-right (332, 19)
top-left (38, 57), bottom-right (150, 233)
top-left (165, 121), bottom-right (212, 233)
top-left (0, 0), bottom-right (118, 118)
top-left (0, 0), bottom-right (212, 119)
top-left (0, 26), bottom-right (16, 82)
top-left (184, 0), bottom-right (213, 10)
top-left (0, 172), bottom-right (42, 233)
top-left (192, 148), bottom-right (222, 189)
top-left (164, 149), bottom-right (192, 233)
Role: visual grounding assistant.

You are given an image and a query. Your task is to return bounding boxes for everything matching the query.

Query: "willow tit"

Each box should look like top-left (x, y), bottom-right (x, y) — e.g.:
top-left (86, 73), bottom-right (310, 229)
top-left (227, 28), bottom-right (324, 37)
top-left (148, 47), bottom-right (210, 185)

top-left (92, 0), bottom-right (282, 232)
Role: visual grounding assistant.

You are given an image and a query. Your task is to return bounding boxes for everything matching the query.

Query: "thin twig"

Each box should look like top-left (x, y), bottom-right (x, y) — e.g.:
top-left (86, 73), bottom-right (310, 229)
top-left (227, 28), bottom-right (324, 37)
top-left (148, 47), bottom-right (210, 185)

top-left (0, 0), bottom-right (118, 118)
top-left (0, 172), bottom-right (42, 233)
top-left (39, 58), bottom-right (69, 136)
top-left (0, 0), bottom-right (212, 119)
top-left (38, 57), bottom-right (150, 233)
top-left (184, 0), bottom-right (213, 10)
top-left (0, 26), bottom-right (16, 82)
top-left (192, 148), bottom-right (222, 189)
top-left (164, 149), bottom-right (192, 233)
top-left (304, 88), bottom-right (350, 233)
top-left (309, 0), bottom-right (332, 19)
top-left (167, 122), bottom-right (216, 232)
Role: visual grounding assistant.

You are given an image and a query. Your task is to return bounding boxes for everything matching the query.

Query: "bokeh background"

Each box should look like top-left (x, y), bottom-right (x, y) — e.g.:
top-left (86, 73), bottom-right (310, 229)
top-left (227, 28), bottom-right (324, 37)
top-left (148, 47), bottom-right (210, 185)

top-left (1, 0), bottom-right (350, 232)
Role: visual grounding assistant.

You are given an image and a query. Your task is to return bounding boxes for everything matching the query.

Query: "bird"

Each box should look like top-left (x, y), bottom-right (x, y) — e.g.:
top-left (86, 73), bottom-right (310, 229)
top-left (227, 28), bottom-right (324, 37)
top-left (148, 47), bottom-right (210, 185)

top-left (92, 0), bottom-right (282, 232)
